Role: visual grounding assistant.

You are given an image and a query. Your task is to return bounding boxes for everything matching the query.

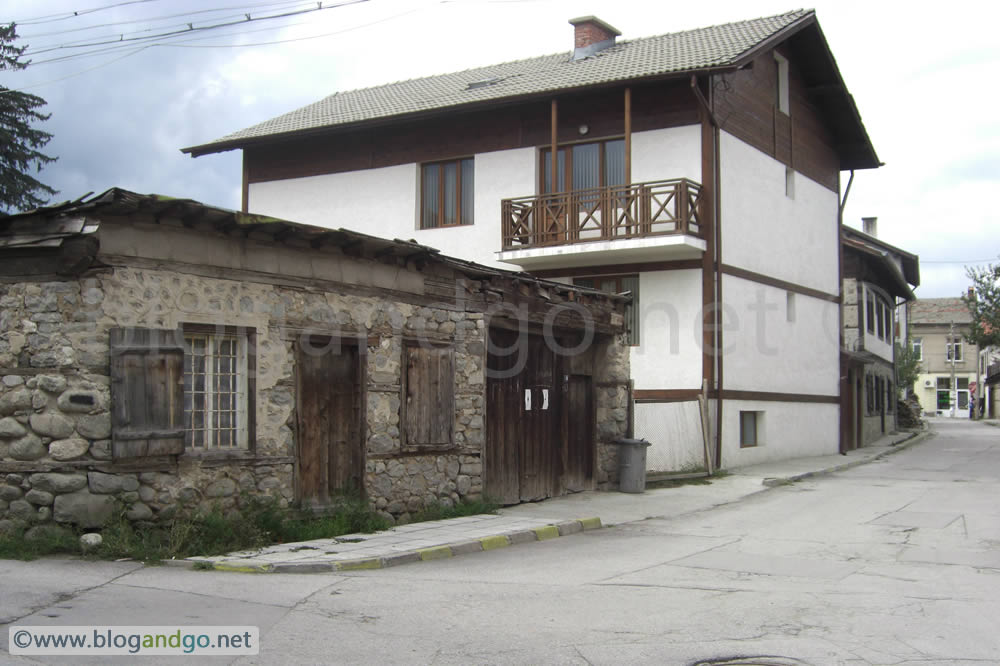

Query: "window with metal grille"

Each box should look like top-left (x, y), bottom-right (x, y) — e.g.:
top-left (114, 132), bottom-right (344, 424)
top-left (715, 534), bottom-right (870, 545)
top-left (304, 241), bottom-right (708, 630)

top-left (183, 331), bottom-right (249, 449)
top-left (574, 274), bottom-right (639, 346)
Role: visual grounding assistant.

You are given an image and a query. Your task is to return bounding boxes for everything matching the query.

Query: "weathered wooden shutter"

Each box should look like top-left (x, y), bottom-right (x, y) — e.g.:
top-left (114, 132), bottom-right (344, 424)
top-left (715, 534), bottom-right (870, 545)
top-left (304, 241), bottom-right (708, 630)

top-left (405, 345), bottom-right (454, 449)
top-left (110, 328), bottom-right (186, 459)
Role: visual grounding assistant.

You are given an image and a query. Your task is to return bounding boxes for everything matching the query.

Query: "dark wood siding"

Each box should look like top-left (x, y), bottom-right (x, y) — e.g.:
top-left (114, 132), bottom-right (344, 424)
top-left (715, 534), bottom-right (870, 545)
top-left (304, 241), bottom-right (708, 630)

top-left (110, 328), bottom-right (185, 459)
top-left (246, 81), bottom-right (699, 184)
top-left (714, 49), bottom-right (840, 192)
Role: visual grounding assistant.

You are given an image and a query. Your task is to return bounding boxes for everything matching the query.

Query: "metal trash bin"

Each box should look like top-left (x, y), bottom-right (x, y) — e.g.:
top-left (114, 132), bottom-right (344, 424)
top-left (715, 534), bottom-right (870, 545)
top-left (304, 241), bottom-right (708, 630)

top-left (614, 438), bottom-right (652, 493)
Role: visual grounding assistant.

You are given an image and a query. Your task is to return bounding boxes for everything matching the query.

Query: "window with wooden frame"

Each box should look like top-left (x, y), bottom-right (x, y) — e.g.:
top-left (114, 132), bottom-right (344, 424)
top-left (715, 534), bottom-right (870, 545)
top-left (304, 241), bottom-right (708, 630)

top-left (541, 138), bottom-right (626, 194)
top-left (866, 290), bottom-right (875, 334)
top-left (402, 343), bottom-right (455, 450)
top-left (739, 411), bottom-right (761, 448)
top-left (574, 275), bottom-right (639, 346)
top-left (866, 374), bottom-right (875, 415)
top-left (947, 337), bottom-right (964, 362)
top-left (182, 325), bottom-right (254, 450)
top-left (876, 298), bottom-right (886, 340)
top-left (420, 158), bottom-right (474, 229)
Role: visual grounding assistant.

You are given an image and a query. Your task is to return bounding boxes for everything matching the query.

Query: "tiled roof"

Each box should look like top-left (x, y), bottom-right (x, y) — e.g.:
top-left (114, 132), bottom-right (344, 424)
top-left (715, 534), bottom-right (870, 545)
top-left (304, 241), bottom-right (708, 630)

top-left (909, 298), bottom-right (974, 326)
top-left (185, 10), bottom-right (812, 154)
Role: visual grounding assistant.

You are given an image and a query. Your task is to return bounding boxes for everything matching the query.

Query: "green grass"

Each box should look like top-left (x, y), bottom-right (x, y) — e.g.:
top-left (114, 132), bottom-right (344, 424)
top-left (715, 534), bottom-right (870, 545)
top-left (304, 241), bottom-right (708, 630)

top-left (408, 497), bottom-right (500, 523)
top-left (0, 525), bottom-right (80, 561)
top-left (0, 494), bottom-right (500, 563)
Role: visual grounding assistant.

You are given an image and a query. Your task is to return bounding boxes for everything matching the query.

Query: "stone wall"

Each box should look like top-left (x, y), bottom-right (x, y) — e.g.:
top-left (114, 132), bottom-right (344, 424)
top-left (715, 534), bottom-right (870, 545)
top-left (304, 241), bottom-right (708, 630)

top-left (0, 263), bottom-right (489, 533)
top-left (594, 332), bottom-right (631, 487)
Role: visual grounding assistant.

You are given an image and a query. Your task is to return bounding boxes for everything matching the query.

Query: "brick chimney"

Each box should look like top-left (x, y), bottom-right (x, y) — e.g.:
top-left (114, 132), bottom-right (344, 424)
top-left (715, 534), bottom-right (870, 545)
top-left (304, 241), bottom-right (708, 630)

top-left (862, 216), bottom-right (878, 237)
top-left (569, 16), bottom-right (621, 60)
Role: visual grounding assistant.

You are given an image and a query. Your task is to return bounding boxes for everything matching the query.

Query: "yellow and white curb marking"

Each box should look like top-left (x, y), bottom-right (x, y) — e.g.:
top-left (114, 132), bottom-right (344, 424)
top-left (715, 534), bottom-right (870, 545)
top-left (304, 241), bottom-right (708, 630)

top-left (185, 517), bottom-right (603, 574)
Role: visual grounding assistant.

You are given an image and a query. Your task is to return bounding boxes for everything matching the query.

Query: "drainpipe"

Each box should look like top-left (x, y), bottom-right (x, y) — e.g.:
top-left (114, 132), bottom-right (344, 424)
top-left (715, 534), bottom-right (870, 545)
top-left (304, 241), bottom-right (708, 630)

top-left (691, 75), bottom-right (723, 468)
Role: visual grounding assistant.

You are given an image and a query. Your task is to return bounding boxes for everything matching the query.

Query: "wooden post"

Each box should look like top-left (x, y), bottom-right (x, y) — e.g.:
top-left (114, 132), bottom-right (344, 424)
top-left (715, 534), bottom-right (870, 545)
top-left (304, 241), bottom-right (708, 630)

top-left (698, 379), bottom-right (714, 474)
top-left (624, 87), bottom-right (632, 186)
top-left (550, 98), bottom-right (558, 192)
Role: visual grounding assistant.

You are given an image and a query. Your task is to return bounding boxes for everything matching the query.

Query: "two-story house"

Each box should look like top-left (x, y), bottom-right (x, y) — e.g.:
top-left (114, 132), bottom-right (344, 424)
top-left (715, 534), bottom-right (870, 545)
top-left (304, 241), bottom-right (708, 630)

top-left (184, 10), bottom-right (881, 476)
top-left (841, 218), bottom-right (920, 448)
top-left (909, 297), bottom-right (980, 417)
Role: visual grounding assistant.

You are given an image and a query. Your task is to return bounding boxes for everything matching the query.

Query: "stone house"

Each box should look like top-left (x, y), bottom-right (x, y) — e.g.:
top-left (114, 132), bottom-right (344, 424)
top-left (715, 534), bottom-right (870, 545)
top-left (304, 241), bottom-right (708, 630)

top-left (840, 219), bottom-right (919, 449)
top-left (185, 10), bottom-right (881, 473)
top-left (0, 188), bottom-right (629, 534)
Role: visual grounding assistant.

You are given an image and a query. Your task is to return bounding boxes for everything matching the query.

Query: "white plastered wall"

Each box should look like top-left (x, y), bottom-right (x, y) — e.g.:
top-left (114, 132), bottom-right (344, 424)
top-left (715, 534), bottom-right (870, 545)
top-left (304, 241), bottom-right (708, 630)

top-left (722, 275), bottom-right (840, 396)
top-left (248, 148), bottom-right (537, 269)
top-left (631, 126), bottom-right (702, 184)
top-left (631, 268), bottom-right (703, 390)
top-left (719, 131), bottom-right (840, 294)
top-left (722, 401), bottom-right (839, 466)
top-left (247, 126), bottom-right (702, 271)
top-left (635, 401), bottom-right (707, 473)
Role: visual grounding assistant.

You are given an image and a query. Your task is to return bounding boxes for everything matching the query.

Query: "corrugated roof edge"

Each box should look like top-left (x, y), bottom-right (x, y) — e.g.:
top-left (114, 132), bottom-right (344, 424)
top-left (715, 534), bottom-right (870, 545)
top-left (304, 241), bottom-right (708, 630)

top-left (0, 188), bottom-right (630, 303)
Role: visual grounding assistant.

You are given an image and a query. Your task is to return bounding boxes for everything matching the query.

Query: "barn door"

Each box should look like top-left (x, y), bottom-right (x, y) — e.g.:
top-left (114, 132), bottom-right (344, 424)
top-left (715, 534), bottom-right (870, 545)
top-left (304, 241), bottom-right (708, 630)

top-left (487, 328), bottom-right (582, 504)
top-left (485, 327), bottom-right (522, 504)
top-left (562, 374), bottom-right (594, 492)
top-left (296, 337), bottom-right (363, 506)
top-left (519, 334), bottom-right (558, 502)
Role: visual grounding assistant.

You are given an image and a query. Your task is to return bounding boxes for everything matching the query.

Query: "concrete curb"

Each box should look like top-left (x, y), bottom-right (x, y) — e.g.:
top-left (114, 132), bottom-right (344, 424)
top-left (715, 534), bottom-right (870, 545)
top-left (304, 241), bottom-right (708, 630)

top-left (187, 517), bottom-right (603, 574)
top-left (761, 428), bottom-right (932, 487)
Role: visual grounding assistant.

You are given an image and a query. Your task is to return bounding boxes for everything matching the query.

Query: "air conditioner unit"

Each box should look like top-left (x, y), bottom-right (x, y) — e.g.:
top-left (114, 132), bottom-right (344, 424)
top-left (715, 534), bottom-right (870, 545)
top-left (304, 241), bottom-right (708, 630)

top-left (924, 379), bottom-right (934, 387)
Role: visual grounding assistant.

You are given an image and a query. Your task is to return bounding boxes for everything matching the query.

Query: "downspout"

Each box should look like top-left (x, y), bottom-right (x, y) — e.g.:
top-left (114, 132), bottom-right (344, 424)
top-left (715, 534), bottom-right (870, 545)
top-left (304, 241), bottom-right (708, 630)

top-left (691, 75), bottom-right (723, 469)
top-left (837, 170), bottom-right (853, 453)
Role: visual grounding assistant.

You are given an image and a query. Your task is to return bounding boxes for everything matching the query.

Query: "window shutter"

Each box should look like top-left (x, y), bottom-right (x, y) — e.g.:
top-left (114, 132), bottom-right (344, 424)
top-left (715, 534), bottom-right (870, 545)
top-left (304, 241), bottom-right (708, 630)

top-left (110, 328), bottom-right (186, 459)
top-left (405, 345), bottom-right (454, 449)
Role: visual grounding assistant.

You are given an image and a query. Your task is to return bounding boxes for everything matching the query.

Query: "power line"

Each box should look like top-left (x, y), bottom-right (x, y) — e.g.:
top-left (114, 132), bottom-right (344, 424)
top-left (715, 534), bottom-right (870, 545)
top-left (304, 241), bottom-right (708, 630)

top-left (1, 2), bottom-right (423, 92)
top-left (13, 0), bottom-right (167, 26)
top-left (20, 0), bottom-right (311, 41)
top-left (25, 0), bottom-right (368, 65)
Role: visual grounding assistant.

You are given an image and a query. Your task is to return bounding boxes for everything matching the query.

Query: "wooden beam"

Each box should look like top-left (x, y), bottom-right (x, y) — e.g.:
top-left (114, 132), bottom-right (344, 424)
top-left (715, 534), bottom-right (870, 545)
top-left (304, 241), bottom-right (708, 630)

top-left (550, 98), bottom-right (558, 192)
top-left (624, 87), bottom-right (632, 185)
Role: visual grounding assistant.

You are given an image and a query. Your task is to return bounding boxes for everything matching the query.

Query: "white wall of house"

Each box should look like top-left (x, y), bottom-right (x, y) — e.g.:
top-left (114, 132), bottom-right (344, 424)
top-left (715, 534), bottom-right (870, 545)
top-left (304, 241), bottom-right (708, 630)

top-left (631, 268), bottom-right (704, 391)
top-left (722, 275), bottom-right (840, 396)
top-left (630, 126), bottom-right (702, 184)
top-left (721, 401), bottom-right (840, 465)
top-left (861, 283), bottom-right (894, 362)
top-left (635, 401), bottom-right (706, 473)
top-left (719, 131), bottom-right (840, 295)
top-left (248, 127), bottom-right (702, 270)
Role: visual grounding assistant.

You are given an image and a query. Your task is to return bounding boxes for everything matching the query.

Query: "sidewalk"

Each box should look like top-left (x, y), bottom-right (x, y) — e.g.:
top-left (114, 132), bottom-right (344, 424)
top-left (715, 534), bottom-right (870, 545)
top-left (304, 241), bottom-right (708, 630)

top-left (179, 428), bottom-right (930, 574)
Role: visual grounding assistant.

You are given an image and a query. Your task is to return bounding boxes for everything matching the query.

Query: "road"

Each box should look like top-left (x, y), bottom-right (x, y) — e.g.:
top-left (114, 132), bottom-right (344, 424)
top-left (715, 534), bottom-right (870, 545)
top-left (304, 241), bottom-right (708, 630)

top-left (3, 418), bottom-right (1000, 665)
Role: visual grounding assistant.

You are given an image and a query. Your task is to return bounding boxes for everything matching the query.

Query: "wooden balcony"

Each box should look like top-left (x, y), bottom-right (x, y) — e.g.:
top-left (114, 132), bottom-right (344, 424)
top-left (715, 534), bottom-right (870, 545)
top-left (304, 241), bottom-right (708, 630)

top-left (501, 178), bottom-right (703, 251)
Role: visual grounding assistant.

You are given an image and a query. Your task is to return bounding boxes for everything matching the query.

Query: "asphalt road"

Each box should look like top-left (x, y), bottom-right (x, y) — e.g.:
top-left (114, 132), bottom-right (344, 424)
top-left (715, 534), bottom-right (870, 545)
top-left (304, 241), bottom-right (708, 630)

top-left (3, 418), bottom-right (999, 665)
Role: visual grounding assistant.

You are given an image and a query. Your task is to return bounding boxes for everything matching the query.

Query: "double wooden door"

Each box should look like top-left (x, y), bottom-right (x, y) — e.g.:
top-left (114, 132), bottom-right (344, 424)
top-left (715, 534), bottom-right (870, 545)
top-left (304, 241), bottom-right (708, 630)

top-left (485, 328), bottom-right (594, 504)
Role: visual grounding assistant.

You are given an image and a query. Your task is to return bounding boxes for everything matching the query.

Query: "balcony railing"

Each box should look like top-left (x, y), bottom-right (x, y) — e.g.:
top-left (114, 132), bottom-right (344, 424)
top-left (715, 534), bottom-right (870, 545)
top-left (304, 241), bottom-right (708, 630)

top-left (501, 178), bottom-right (703, 251)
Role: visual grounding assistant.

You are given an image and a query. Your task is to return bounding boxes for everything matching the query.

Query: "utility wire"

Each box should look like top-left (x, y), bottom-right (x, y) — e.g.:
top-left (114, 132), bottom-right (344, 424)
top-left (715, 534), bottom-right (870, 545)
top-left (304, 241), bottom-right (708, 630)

top-left (20, 0), bottom-right (311, 41)
top-left (26, 0), bottom-right (367, 65)
top-left (13, 0), bottom-right (167, 26)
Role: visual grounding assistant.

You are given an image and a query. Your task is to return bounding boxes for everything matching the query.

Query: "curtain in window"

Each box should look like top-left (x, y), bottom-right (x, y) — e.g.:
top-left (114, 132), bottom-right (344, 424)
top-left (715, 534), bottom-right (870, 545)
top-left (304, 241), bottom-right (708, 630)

top-left (421, 163), bottom-right (440, 229)
top-left (461, 158), bottom-right (474, 227)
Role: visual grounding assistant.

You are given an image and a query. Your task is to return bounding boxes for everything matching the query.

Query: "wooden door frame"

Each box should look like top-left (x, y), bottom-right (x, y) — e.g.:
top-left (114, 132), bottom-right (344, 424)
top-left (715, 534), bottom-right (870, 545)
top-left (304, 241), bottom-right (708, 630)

top-left (293, 334), bottom-right (367, 504)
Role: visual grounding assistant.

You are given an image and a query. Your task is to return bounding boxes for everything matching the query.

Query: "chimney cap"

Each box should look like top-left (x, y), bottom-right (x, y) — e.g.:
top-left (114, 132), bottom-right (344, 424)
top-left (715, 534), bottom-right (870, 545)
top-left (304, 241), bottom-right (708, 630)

top-left (568, 15), bottom-right (622, 37)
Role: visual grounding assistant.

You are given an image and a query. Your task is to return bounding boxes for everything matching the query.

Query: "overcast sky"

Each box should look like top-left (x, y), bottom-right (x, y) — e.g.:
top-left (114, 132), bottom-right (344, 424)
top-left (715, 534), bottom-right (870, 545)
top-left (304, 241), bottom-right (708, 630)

top-left (5, 0), bottom-right (999, 298)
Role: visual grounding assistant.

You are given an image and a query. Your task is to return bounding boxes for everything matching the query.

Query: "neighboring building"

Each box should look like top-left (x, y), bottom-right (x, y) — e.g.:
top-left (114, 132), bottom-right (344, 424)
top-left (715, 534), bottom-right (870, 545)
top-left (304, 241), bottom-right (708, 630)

top-left (0, 189), bottom-right (629, 532)
top-left (909, 296), bottom-right (980, 417)
top-left (840, 219), bottom-right (919, 448)
top-left (185, 11), bottom-right (881, 472)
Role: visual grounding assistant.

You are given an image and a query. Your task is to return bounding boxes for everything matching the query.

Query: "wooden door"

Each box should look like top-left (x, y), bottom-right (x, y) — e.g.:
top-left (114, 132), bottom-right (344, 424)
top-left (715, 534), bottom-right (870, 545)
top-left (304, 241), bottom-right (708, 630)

top-left (563, 374), bottom-right (594, 493)
top-left (519, 334), bottom-right (557, 502)
top-left (296, 338), bottom-right (362, 506)
top-left (485, 327), bottom-right (522, 505)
